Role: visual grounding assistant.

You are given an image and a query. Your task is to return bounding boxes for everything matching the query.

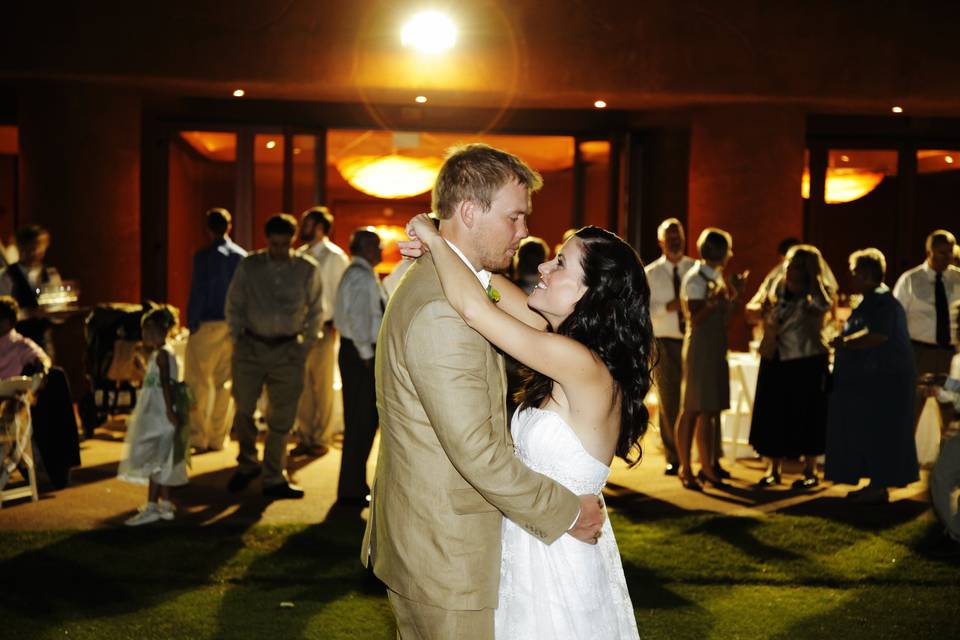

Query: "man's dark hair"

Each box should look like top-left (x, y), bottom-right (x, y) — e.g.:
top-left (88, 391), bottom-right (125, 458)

top-left (302, 206), bottom-right (333, 235)
top-left (15, 225), bottom-right (48, 248)
top-left (264, 214), bottom-right (298, 237)
top-left (697, 228), bottom-right (732, 263)
top-left (0, 295), bottom-right (19, 325)
top-left (206, 208), bottom-right (232, 236)
top-left (515, 237), bottom-right (549, 279)
top-left (777, 237), bottom-right (801, 257)
top-left (349, 228), bottom-right (381, 255)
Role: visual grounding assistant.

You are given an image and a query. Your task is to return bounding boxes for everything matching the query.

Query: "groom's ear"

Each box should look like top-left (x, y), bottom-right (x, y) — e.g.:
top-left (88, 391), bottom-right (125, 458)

top-left (458, 199), bottom-right (478, 229)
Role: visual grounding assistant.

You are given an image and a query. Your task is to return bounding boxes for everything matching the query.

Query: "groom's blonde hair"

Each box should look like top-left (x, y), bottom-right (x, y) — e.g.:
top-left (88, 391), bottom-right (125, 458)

top-left (432, 143), bottom-right (543, 220)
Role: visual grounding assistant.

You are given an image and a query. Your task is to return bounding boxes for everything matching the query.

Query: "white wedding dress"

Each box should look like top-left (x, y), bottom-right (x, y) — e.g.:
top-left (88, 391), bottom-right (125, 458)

top-left (496, 407), bottom-right (640, 639)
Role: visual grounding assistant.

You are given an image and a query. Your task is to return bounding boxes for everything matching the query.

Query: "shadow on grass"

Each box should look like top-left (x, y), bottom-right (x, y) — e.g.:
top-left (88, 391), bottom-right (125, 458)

top-left (214, 504), bottom-right (395, 639)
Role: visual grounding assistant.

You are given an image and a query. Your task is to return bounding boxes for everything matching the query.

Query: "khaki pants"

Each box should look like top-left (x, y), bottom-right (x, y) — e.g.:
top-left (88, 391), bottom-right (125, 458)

top-left (387, 589), bottom-right (493, 640)
top-left (185, 321), bottom-right (234, 450)
top-left (652, 337), bottom-right (683, 466)
top-left (295, 328), bottom-right (338, 447)
top-left (231, 336), bottom-right (306, 486)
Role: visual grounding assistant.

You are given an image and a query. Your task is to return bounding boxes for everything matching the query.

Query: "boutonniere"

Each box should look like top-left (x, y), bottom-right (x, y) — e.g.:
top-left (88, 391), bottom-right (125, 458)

top-left (486, 283), bottom-right (501, 303)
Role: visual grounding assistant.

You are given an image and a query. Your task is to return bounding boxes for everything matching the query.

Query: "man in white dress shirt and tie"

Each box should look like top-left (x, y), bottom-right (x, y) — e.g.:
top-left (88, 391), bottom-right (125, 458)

top-left (645, 218), bottom-right (696, 475)
top-left (894, 229), bottom-right (960, 426)
top-left (292, 206), bottom-right (350, 457)
top-left (334, 227), bottom-right (387, 507)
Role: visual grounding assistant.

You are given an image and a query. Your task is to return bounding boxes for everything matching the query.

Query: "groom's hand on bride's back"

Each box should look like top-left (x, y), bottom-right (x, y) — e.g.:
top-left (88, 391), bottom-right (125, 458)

top-left (568, 494), bottom-right (605, 545)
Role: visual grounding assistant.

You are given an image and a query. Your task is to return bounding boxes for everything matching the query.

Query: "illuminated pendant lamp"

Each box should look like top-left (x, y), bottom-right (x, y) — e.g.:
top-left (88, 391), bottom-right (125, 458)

top-left (337, 154), bottom-right (443, 199)
top-left (801, 168), bottom-right (886, 204)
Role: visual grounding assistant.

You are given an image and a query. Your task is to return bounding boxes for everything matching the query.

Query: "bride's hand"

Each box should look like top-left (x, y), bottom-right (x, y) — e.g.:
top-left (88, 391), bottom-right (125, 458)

top-left (399, 213), bottom-right (439, 259)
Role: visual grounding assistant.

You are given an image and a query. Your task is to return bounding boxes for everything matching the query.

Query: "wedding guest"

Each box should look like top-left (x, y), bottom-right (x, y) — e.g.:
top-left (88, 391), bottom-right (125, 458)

top-left (292, 206), bottom-right (349, 458)
top-left (512, 236), bottom-right (549, 294)
top-left (894, 230), bottom-right (960, 427)
top-left (675, 228), bottom-right (747, 490)
top-left (225, 214), bottom-right (323, 499)
top-left (927, 311), bottom-right (960, 549)
top-left (826, 248), bottom-right (918, 504)
top-left (749, 237), bottom-right (838, 327)
top-left (0, 225), bottom-right (63, 353)
top-left (747, 245), bottom-right (833, 488)
top-left (184, 208), bottom-right (246, 453)
top-left (0, 296), bottom-right (79, 489)
top-left (645, 218), bottom-right (695, 475)
top-left (333, 228), bottom-right (387, 507)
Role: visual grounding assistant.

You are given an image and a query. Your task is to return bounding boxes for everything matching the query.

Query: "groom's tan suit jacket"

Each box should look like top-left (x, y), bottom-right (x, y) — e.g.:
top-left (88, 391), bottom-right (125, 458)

top-left (361, 252), bottom-right (580, 611)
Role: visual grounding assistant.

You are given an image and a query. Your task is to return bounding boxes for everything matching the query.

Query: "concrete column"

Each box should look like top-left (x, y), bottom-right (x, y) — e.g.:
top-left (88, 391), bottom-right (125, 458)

top-left (688, 105), bottom-right (806, 349)
top-left (17, 82), bottom-right (141, 305)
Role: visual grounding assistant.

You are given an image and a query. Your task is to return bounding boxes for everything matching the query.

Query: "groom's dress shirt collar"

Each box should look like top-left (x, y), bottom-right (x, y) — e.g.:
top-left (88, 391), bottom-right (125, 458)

top-left (444, 239), bottom-right (492, 289)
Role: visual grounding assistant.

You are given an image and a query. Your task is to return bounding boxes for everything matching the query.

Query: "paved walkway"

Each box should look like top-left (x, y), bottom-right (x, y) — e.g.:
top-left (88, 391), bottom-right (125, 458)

top-left (0, 418), bottom-right (932, 530)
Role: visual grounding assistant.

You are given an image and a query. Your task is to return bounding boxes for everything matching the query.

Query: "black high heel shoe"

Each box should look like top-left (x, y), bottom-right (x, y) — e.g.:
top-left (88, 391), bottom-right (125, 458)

top-left (754, 473), bottom-right (781, 488)
top-left (697, 470), bottom-right (725, 488)
top-left (713, 463), bottom-right (732, 480)
top-left (680, 475), bottom-right (702, 491)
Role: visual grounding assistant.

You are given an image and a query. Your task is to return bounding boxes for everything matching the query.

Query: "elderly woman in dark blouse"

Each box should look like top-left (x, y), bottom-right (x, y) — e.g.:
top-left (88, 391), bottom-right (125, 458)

top-left (747, 245), bottom-right (833, 489)
top-left (825, 248), bottom-right (919, 504)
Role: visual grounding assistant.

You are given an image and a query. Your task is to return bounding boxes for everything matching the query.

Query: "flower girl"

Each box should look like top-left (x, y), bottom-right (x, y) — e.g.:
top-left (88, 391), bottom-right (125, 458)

top-left (118, 306), bottom-right (189, 525)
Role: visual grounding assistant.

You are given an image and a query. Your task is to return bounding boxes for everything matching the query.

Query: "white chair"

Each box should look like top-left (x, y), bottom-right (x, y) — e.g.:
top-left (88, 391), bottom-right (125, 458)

top-left (0, 382), bottom-right (40, 508)
top-left (721, 353), bottom-right (759, 460)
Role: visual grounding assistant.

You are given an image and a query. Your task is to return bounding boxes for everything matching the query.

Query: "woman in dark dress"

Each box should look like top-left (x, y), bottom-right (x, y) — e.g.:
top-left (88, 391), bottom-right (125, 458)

top-left (748, 245), bottom-right (833, 489)
top-left (825, 248), bottom-right (919, 504)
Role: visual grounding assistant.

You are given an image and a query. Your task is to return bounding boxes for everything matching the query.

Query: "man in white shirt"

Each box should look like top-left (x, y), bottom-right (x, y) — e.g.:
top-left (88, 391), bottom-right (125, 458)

top-left (333, 228), bottom-right (387, 507)
top-left (0, 225), bottom-right (63, 354)
top-left (644, 218), bottom-right (695, 475)
top-left (893, 229), bottom-right (960, 425)
top-left (292, 206), bottom-right (350, 457)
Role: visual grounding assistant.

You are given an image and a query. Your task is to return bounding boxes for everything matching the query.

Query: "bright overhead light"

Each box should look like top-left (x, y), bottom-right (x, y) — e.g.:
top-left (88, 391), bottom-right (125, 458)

top-left (233, 89), bottom-right (245, 97)
top-left (594, 100), bottom-right (607, 109)
top-left (293, 148), bottom-right (301, 155)
top-left (946, 156), bottom-right (955, 164)
top-left (401, 11), bottom-right (457, 54)
top-left (891, 105), bottom-right (903, 114)
top-left (415, 95), bottom-right (428, 103)
top-left (840, 155), bottom-right (850, 162)
top-left (338, 155), bottom-right (443, 199)
top-left (265, 140), bottom-right (277, 149)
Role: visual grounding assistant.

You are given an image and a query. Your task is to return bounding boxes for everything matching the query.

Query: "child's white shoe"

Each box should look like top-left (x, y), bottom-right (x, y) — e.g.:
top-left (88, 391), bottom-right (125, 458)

top-left (157, 499), bottom-right (176, 521)
top-left (125, 502), bottom-right (162, 526)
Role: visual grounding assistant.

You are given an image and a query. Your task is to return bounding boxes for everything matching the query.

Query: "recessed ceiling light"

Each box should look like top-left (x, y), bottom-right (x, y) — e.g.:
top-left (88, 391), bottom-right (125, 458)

top-left (891, 105), bottom-right (903, 114)
top-left (265, 140), bottom-right (277, 149)
top-left (415, 95), bottom-right (428, 103)
top-left (401, 11), bottom-right (457, 54)
top-left (233, 89), bottom-right (245, 97)
top-left (840, 155), bottom-right (850, 162)
top-left (946, 155), bottom-right (955, 164)
top-left (293, 148), bottom-right (301, 155)
top-left (594, 100), bottom-right (607, 109)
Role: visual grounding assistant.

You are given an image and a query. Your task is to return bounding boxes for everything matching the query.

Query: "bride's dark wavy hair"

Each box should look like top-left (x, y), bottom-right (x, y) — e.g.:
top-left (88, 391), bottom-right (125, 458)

top-left (515, 226), bottom-right (654, 466)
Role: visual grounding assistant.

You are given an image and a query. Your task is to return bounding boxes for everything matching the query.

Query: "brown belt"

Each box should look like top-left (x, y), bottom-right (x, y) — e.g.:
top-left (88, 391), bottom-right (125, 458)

top-left (243, 329), bottom-right (299, 347)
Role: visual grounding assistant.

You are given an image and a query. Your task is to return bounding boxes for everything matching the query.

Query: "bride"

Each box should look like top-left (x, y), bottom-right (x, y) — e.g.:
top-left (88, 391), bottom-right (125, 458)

top-left (405, 215), bottom-right (652, 639)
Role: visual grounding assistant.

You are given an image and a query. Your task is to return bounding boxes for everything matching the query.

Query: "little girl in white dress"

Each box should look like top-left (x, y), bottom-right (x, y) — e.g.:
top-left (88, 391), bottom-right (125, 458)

top-left (118, 306), bottom-right (188, 526)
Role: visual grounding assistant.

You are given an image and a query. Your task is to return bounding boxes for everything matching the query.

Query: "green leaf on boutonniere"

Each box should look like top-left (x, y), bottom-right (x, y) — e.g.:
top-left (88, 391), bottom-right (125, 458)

top-left (486, 284), bottom-right (501, 303)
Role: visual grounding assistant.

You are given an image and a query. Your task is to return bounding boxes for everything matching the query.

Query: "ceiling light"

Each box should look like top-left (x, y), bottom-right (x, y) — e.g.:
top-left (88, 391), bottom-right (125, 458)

top-left (293, 148), bottom-right (301, 155)
top-left (337, 155), bottom-right (443, 199)
top-left (233, 89), bottom-right (245, 97)
top-left (594, 100), bottom-right (607, 109)
top-left (946, 156), bottom-right (954, 164)
top-left (265, 140), bottom-right (277, 149)
top-left (802, 168), bottom-right (885, 204)
top-left (415, 95), bottom-right (428, 103)
top-left (840, 155), bottom-right (850, 162)
top-left (891, 106), bottom-right (903, 114)
top-left (401, 11), bottom-right (457, 54)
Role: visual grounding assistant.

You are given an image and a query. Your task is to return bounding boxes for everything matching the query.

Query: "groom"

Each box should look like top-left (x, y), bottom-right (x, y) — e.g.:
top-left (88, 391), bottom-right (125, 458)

top-left (361, 143), bottom-right (605, 639)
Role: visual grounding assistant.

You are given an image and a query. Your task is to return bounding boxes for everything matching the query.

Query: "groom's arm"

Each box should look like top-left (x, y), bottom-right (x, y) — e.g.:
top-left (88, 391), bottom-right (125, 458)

top-left (406, 300), bottom-right (581, 545)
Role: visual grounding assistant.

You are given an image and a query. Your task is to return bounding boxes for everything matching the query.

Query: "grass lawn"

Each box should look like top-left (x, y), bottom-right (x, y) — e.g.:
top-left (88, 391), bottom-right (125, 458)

top-left (2, 499), bottom-right (958, 639)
